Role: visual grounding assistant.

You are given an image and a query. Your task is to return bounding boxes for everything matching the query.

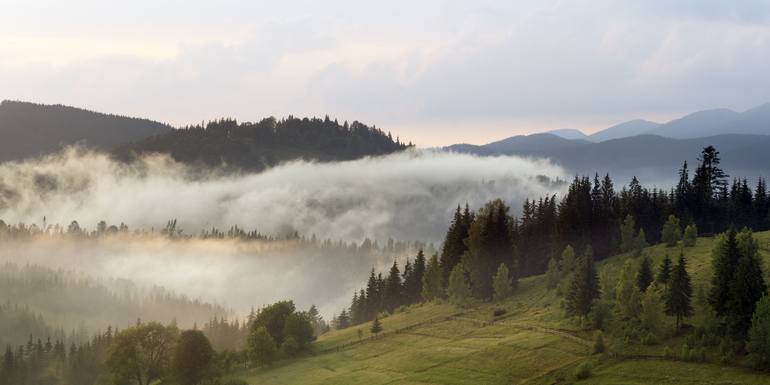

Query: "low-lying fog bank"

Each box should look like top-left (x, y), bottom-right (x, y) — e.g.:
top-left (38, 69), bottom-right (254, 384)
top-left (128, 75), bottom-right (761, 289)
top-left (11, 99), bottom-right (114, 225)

top-left (0, 148), bottom-right (567, 243)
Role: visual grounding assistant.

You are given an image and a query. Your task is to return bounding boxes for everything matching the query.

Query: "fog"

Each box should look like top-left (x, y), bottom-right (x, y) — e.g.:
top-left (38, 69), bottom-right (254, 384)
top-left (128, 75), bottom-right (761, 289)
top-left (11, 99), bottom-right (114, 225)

top-left (0, 148), bottom-right (567, 319)
top-left (0, 148), bottom-right (566, 243)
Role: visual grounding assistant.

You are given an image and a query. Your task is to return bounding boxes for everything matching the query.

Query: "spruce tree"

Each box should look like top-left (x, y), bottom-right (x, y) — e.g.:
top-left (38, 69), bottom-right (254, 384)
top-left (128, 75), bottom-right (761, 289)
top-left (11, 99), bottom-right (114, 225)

top-left (637, 256), bottom-right (653, 292)
top-left (709, 229), bottom-right (740, 317)
top-left (566, 249), bottom-right (600, 320)
top-left (545, 257), bottom-right (560, 290)
top-left (421, 254), bottom-right (444, 301)
top-left (661, 215), bottom-right (682, 247)
top-left (370, 316), bottom-right (382, 336)
top-left (657, 254), bottom-right (672, 285)
top-left (384, 261), bottom-right (403, 313)
top-left (620, 215), bottom-right (636, 253)
top-left (748, 295), bottom-right (770, 371)
top-left (492, 263), bottom-right (513, 301)
top-left (726, 229), bottom-right (767, 338)
top-left (682, 223), bottom-right (697, 247)
top-left (665, 253), bottom-right (693, 330)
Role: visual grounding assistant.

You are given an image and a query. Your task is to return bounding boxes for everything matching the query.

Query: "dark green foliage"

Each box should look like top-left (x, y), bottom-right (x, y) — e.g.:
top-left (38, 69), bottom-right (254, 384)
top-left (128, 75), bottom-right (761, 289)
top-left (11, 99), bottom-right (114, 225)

top-left (403, 250), bottom-right (426, 305)
top-left (370, 317), bottom-right (382, 336)
top-left (462, 199), bottom-right (514, 299)
top-left (251, 301), bottom-right (295, 346)
top-left (666, 254), bottom-right (693, 329)
top-left (282, 313), bottom-right (314, 351)
top-left (683, 223), bottom-right (698, 247)
top-left (421, 254), bottom-right (444, 301)
top-left (492, 263), bottom-right (514, 301)
top-left (384, 261), bottom-right (403, 313)
top-left (748, 295), bottom-right (770, 371)
top-left (592, 331), bottom-right (605, 354)
top-left (657, 254), bottom-right (672, 285)
top-left (116, 116), bottom-right (410, 172)
top-left (637, 256), bottom-right (653, 292)
top-left (440, 205), bottom-right (473, 284)
top-left (566, 249), bottom-right (600, 320)
top-left (661, 215), bottom-right (682, 247)
top-left (173, 330), bottom-right (216, 385)
top-left (246, 326), bottom-right (277, 367)
top-left (574, 362), bottom-right (592, 380)
top-left (709, 228), bottom-right (768, 338)
top-left (107, 322), bottom-right (179, 385)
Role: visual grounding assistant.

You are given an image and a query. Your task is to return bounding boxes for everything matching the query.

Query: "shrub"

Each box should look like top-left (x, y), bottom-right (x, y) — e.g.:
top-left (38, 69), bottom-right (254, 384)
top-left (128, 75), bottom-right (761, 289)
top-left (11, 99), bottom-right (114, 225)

top-left (680, 344), bottom-right (690, 361)
top-left (641, 332), bottom-right (656, 346)
top-left (592, 332), bottom-right (605, 354)
top-left (574, 362), bottom-right (592, 380)
top-left (493, 308), bottom-right (506, 317)
top-left (663, 346), bottom-right (673, 360)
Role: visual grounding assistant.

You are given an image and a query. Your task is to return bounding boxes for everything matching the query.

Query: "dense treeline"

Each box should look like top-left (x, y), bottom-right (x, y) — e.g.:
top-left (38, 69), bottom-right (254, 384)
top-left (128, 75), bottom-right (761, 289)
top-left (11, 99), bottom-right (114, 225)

top-left (114, 116), bottom-right (412, 171)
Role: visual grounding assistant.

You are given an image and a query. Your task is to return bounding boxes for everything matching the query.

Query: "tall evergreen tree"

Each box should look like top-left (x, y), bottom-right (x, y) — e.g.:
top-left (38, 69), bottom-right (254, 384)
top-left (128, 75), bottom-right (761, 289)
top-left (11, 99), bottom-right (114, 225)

top-left (421, 254), bottom-right (444, 301)
top-left (666, 253), bottom-right (693, 330)
top-left (657, 254), bottom-right (673, 285)
top-left (709, 229), bottom-right (741, 317)
top-left (566, 248), bottom-right (600, 320)
top-left (383, 261), bottom-right (403, 313)
top-left (462, 199), bottom-right (514, 300)
top-left (637, 256), bottom-right (654, 292)
top-left (440, 205), bottom-right (473, 284)
top-left (726, 229), bottom-right (767, 338)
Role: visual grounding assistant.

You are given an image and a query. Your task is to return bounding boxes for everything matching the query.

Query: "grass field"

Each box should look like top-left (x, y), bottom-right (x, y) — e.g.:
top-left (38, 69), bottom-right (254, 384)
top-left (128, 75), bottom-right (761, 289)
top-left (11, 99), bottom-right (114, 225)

top-left (231, 232), bottom-right (770, 384)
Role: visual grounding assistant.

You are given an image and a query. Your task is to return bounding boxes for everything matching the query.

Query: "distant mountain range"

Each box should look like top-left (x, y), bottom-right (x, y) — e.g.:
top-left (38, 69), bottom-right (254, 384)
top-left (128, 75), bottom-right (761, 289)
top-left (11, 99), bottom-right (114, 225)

top-left (446, 102), bottom-right (770, 183)
top-left (0, 100), bottom-right (172, 162)
top-left (544, 102), bottom-right (770, 142)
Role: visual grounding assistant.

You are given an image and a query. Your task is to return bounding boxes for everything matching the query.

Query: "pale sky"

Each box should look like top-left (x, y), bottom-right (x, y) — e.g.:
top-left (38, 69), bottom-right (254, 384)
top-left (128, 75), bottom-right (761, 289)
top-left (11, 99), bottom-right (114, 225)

top-left (2, 0), bottom-right (770, 146)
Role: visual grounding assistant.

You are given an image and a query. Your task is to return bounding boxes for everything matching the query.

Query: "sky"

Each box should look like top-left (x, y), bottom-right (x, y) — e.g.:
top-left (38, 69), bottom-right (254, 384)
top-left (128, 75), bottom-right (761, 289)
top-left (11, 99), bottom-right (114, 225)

top-left (2, 1), bottom-right (770, 146)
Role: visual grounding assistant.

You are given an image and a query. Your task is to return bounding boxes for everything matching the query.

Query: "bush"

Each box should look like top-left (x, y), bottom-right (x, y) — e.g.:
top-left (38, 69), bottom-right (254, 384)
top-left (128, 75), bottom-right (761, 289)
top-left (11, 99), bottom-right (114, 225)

top-left (641, 332), bottom-right (656, 346)
top-left (663, 346), bottom-right (673, 360)
top-left (680, 344), bottom-right (690, 361)
top-left (574, 362), bottom-right (592, 380)
top-left (592, 332), bottom-right (605, 354)
top-left (492, 308), bottom-right (506, 317)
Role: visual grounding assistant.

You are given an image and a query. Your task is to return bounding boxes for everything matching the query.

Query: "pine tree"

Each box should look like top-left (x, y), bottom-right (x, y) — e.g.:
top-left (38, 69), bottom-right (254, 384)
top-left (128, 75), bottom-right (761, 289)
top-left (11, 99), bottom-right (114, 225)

top-left (709, 229), bottom-right (740, 317)
top-left (748, 295), bottom-right (770, 371)
top-left (665, 253), bottom-right (693, 330)
top-left (404, 250), bottom-right (427, 304)
top-left (726, 229), bottom-right (767, 338)
top-left (620, 215), bottom-right (636, 253)
top-left (661, 215), bottom-right (682, 247)
top-left (657, 254), bottom-right (672, 285)
top-left (447, 264), bottom-right (472, 306)
top-left (566, 249), bottom-right (600, 320)
top-left (492, 264), bottom-right (513, 301)
top-left (421, 253), bottom-right (444, 301)
top-left (462, 199), bottom-right (514, 299)
top-left (383, 261), bottom-right (403, 313)
top-left (637, 256), bottom-right (653, 292)
top-left (370, 316), bottom-right (382, 336)
top-left (682, 223), bottom-right (697, 247)
top-left (365, 269), bottom-right (380, 320)
top-left (440, 205), bottom-right (472, 283)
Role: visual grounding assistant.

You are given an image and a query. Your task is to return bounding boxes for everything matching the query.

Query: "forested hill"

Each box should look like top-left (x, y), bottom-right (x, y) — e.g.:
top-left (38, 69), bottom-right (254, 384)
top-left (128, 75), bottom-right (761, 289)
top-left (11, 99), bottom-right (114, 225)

top-left (114, 116), bottom-right (412, 171)
top-left (0, 100), bottom-right (172, 162)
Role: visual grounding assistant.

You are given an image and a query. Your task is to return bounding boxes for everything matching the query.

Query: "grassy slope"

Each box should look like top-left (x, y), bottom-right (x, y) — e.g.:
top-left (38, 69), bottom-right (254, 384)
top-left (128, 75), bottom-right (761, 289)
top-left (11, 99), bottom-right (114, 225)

top-left (233, 232), bottom-right (770, 384)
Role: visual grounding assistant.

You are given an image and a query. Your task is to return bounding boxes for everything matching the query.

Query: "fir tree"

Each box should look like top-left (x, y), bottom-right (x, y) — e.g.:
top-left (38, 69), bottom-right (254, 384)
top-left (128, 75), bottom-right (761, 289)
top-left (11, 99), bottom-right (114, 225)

top-left (657, 254), bottom-right (672, 285)
top-left (665, 253), bottom-right (693, 330)
top-left (661, 215), bottom-right (682, 247)
top-left (637, 256), bottom-right (654, 292)
top-left (726, 229), bottom-right (767, 338)
top-left (370, 316), bottom-right (382, 336)
top-left (383, 261), bottom-right (402, 313)
top-left (421, 253), bottom-right (444, 301)
top-left (682, 223), bottom-right (697, 247)
top-left (620, 215), bottom-right (636, 253)
top-left (748, 295), bottom-right (770, 371)
top-left (566, 249), bottom-right (600, 320)
top-left (561, 245), bottom-right (575, 276)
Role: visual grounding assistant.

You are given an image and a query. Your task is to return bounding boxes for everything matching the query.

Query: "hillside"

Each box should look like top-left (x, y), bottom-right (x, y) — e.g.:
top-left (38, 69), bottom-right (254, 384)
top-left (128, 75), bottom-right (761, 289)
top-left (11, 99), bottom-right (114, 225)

top-left (0, 100), bottom-right (172, 162)
top-left (114, 116), bottom-right (411, 171)
top-left (230, 232), bottom-right (770, 385)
